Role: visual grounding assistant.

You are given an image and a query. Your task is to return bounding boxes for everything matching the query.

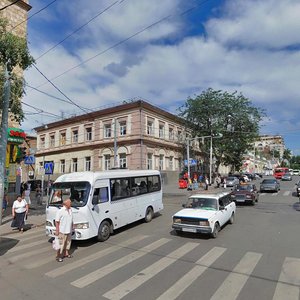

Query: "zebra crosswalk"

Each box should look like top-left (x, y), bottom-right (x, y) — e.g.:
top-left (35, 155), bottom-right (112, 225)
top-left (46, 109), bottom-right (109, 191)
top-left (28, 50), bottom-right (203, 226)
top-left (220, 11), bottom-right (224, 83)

top-left (1, 227), bottom-right (300, 300)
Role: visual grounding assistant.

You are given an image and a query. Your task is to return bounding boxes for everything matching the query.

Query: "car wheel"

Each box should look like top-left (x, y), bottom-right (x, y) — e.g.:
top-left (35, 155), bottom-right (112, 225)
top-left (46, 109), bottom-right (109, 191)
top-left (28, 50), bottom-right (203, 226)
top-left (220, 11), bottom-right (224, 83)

top-left (229, 213), bottom-right (235, 224)
top-left (175, 230), bottom-right (182, 236)
top-left (211, 223), bottom-right (220, 238)
top-left (144, 206), bottom-right (154, 223)
top-left (97, 220), bottom-right (111, 242)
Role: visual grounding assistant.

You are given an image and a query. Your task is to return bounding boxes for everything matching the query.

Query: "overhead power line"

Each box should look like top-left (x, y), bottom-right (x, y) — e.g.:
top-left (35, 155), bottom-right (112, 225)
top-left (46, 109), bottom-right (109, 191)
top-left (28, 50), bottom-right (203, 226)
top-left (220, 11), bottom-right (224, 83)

top-left (35, 0), bottom-right (211, 87)
top-left (33, 64), bottom-right (92, 113)
top-left (11, 0), bottom-right (58, 31)
top-left (0, 0), bottom-right (20, 11)
top-left (36, 0), bottom-right (124, 60)
top-left (22, 101), bottom-right (61, 118)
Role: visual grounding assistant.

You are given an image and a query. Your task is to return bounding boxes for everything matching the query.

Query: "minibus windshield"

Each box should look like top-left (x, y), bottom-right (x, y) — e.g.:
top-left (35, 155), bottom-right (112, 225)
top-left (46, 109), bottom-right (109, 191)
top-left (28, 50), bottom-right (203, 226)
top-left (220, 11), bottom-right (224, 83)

top-left (49, 181), bottom-right (91, 207)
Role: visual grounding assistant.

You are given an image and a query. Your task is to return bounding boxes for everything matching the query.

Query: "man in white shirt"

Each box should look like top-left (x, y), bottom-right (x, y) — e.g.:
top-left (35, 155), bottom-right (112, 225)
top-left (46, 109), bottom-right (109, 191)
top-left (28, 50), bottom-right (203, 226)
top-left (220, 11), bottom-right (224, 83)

top-left (55, 199), bottom-right (73, 262)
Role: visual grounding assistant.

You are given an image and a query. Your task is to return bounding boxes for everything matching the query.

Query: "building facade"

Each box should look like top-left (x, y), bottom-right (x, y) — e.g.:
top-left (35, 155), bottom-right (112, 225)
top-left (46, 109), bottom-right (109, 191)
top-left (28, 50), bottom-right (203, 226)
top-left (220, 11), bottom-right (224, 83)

top-left (34, 101), bottom-right (189, 182)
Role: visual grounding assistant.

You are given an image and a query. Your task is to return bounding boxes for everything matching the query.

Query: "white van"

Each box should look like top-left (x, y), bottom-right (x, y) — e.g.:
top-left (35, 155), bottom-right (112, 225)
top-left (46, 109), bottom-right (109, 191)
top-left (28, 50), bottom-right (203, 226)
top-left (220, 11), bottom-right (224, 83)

top-left (45, 170), bottom-right (163, 241)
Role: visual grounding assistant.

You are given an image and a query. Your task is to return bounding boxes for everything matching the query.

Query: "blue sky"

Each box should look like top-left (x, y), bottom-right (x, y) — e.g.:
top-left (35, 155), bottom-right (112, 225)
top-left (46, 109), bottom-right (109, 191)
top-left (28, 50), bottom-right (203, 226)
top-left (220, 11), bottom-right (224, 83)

top-left (21, 0), bottom-right (300, 155)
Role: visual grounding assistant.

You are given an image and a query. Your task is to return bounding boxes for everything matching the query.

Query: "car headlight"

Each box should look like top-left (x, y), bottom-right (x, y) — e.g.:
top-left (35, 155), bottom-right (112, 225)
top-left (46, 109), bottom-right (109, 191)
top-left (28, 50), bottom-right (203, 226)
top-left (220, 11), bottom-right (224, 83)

top-left (231, 194), bottom-right (236, 198)
top-left (246, 195), bottom-right (252, 199)
top-left (73, 222), bottom-right (89, 229)
top-left (199, 220), bottom-right (209, 226)
top-left (46, 220), bottom-right (53, 227)
top-left (297, 187), bottom-right (300, 191)
top-left (173, 218), bottom-right (181, 223)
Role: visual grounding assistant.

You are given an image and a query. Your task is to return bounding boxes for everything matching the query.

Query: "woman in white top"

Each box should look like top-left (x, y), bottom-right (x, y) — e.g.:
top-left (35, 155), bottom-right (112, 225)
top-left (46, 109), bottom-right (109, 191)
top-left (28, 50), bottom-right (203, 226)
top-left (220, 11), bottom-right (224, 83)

top-left (12, 195), bottom-right (29, 232)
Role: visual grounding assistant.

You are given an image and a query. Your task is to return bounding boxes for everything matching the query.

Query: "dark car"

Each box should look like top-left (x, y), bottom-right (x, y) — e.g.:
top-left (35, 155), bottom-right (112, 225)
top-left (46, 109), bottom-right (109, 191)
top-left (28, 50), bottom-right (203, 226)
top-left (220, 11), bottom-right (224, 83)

top-left (260, 179), bottom-right (280, 193)
top-left (231, 183), bottom-right (258, 205)
top-left (295, 181), bottom-right (300, 196)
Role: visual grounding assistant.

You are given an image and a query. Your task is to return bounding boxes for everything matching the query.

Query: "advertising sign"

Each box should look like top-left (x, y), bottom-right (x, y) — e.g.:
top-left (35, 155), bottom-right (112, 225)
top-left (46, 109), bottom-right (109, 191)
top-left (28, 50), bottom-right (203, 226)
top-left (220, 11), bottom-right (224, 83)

top-left (7, 128), bottom-right (26, 143)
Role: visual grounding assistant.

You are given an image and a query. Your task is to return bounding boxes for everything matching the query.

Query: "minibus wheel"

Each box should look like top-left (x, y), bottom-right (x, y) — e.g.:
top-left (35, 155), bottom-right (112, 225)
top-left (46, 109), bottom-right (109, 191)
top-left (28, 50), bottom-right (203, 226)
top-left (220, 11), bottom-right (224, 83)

top-left (97, 220), bottom-right (111, 242)
top-left (145, 207), bottom-right (153, 223)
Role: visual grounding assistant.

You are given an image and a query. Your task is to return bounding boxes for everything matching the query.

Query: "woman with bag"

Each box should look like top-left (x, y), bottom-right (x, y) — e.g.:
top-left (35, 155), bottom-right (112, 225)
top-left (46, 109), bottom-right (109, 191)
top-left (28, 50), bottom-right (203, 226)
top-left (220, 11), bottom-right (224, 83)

top-left (12, 195), bottom-right (29, 232)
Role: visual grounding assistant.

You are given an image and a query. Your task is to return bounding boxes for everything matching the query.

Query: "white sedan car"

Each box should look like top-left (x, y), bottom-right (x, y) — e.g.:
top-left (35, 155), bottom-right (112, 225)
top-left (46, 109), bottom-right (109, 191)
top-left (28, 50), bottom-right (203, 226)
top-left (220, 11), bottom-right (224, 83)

top-left (172, 192), bottom-right (236, 238)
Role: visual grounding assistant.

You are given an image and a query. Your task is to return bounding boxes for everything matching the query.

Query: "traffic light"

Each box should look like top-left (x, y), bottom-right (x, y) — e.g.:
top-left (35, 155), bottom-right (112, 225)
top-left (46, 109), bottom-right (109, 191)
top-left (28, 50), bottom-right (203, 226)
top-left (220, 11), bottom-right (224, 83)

top-left (20, 147), bottom-right (27, 160)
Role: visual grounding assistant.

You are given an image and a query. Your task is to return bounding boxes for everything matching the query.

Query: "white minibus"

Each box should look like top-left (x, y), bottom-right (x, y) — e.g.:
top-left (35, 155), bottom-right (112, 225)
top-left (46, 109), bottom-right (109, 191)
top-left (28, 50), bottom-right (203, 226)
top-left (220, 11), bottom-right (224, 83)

top-left (45, 170), bottom-right (163, 241)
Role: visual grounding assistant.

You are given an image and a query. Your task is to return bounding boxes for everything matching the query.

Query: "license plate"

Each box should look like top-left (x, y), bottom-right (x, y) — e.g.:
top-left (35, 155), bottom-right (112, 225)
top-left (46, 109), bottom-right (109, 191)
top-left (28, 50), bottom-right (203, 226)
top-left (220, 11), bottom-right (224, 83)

top-left (183, 228), bottom-right (196, 233)
top-left (236, 199), bottom-right (245, 202)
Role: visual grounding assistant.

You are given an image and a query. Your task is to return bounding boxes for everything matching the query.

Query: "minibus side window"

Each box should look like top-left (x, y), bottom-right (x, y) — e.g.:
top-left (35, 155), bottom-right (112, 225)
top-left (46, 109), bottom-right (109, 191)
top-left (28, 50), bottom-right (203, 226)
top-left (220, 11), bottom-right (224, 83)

top-left (93, 187), bottom-right (109, 204)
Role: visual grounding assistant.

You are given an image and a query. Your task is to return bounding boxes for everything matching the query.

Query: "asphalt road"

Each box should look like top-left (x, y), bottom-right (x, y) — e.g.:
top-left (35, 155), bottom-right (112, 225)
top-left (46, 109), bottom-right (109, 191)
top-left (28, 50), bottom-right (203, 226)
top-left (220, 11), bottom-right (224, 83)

top-left (1, 176), bottom-right (300, 300)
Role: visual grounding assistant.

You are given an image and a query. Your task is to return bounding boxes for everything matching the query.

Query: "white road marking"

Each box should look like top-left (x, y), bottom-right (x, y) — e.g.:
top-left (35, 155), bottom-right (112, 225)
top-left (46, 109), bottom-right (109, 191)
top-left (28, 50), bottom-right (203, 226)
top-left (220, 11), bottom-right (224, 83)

top-left (8, 245), bottom-right (50, 263)
top-left (273, 257), bottom-right (300, 300)
top-left (157, 247), bottom-right (226, 300)
top-left (103, 242), bottom-right (199, 300)
top-left (71, 238), bottom-right (171, 288)
top-left (45, 235), bottom-right (148, 278)
top-left (283, 191), bottom-right (290, 196)
top-left (7, 240), bottom-right (47, 253)
top-left (210, 252), bottom-right (262, 300)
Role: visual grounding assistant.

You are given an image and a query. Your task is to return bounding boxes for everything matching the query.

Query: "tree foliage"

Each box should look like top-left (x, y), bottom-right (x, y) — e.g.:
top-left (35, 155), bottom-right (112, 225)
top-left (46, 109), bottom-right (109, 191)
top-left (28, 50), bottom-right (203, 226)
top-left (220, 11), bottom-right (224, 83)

top-left (179, 88), bottom-right (265, 172)
top-left (0, 17), bottom-right (35, 123)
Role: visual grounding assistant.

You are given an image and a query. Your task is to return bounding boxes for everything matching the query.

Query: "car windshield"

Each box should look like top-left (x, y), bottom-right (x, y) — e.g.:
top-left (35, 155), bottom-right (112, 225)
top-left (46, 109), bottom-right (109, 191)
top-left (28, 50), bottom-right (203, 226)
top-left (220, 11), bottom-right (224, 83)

top-left (235, 185), bottom-right (252, 191)
top-left (185, 197), bottom-right (217, 211)
top-left (227, 177), bottom-right (236, 181)
top-left (262, 179), bottom-right (276, 184)
top-left (49, 181), bottom-right (91, 207)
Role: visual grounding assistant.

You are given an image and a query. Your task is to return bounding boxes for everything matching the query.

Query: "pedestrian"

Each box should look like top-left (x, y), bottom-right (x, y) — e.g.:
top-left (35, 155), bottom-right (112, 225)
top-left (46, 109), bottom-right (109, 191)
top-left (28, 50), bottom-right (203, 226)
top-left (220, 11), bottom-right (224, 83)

top-left (223, 177), bottom-right (227, 189)
top-left (205, 176), bottom-right (209, 190)
top-left (198, 174), bottom-right (203, 188)
top-left (11, 194), bottom-right (29, 232)
top-left (216, 174), bottom-right (221, 188)
top-left (55, 198), bottom-right (73, 262)
top-left (35, 185), bottom-right (42, 206)
top-left (24, 187), bottom-right (31, 206)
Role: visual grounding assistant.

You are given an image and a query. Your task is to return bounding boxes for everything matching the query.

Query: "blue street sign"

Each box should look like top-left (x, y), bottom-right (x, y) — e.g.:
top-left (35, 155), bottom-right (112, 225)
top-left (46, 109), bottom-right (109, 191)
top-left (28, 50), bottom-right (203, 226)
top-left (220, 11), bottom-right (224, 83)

top-left (44, 162), bottom-right (54, 175)
top-left (24, 155), bottom-right (35, 165)
top-left (184, 159), bottom-right (197, 166)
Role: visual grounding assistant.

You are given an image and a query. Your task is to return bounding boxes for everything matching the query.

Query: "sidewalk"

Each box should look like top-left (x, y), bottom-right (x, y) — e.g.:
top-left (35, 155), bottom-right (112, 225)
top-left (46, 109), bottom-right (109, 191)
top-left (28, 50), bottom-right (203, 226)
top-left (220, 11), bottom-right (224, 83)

top-left (0, 198), bottom-right (47, 237)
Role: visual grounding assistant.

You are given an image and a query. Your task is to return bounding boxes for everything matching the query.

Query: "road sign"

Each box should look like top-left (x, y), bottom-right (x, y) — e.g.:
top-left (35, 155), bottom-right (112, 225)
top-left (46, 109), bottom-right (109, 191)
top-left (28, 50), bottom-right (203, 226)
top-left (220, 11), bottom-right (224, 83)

top-left (24, 155), bottom-right (35, 165)
top-left (44, 162), bottom-right (54, 175)
top-left (184, 159), bottom-right (197, 166)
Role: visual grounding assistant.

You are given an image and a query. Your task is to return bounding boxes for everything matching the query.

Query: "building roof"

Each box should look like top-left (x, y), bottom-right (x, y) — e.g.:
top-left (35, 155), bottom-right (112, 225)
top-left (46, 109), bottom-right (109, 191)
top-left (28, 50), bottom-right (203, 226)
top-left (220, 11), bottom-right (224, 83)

top-left (34, 100), bottom-right (185, 132)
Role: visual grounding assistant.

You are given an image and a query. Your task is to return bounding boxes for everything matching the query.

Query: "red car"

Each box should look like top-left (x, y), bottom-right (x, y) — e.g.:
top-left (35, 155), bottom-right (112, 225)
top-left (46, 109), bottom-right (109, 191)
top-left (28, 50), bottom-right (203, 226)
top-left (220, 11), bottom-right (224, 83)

top-left (230, 183), bottom-right (259, 205)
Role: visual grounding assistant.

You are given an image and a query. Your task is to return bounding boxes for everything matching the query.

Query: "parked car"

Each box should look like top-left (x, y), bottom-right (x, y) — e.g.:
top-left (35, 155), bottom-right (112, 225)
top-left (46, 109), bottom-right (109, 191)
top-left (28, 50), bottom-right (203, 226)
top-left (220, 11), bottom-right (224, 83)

top-left (260, 179), bottom-right (280, 192)
top-left (172, 191), bottom-right (236, 238)
top-left (231, 183), bottom-right (259, 205)
top-left (295, 181), bottom-right (300, 196)
top-left (293, 169), bottom-right (300, 176)
top-left (226, 176), bottom-right (240, 187)
top-left (282, 173), bottom-right (292, 181)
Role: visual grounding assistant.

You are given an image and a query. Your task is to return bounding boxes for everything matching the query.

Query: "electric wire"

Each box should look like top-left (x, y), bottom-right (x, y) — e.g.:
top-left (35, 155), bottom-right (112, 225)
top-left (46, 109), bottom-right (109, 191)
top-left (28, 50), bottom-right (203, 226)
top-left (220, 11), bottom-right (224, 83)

top-left (36, 0), bottom-right (124, 61)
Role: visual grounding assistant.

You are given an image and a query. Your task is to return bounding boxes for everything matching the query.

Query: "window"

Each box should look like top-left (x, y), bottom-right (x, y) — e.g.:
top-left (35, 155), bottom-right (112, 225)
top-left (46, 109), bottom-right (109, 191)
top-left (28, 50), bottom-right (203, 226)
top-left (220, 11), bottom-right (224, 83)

top-left (111, 178), bottom-right (130, 200)
top-left (85, 127), bottom-right (92, 141)
top-left (40, 136), bottom-right (45, 148)
top-left (169, 156), bottom-right (174, 170)
top-left (147, 153), bottom-right (153, 170)
top-left (85, 156), bottom-right (91, 171)
top-left (72, 130), bottom-right (78, 143)
top-left (72, 158), bottom-right (78, 172)
top-left (169, 128), bottom-right (174, 140)
top-left (104, 155), bottom-right (111, 170)
top-left (159, 154), bottom-right (164, 170)
top-left (60, 159), bottom-right (65, 173)
top-left (159, 124), bottom-right (165, 138)
top-left (60, 132), bottom-right (66, 146)
top-left (147, 175), bottom-right (161, 192)
top-left (50, 135), bottom-right (55, 147)
top-left (92, 187), bottom-right (109, 204)
top-left (177, 130), bottom-right (182, 141)
top-left (119, 121), bottom-right (127, 136)
top-left (104, 124), bottom-right (111, 138)
top-left (119, 153), bottom-right (127, 168)
top-left (147, 120), bottom-right (154, 135)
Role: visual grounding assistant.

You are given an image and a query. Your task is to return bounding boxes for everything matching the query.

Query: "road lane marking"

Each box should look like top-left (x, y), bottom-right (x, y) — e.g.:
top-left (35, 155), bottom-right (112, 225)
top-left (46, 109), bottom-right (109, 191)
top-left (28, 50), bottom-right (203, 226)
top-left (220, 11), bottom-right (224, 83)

top-left (71, 238), bottom-right (171, 288)
top-left (157, 247), bottom-right (226, 300)
top-left (8, 245), bottom-right (50, 263)
top-left (7, 240), bottom-right (48, 253)
top-left (1, 226), bottom-right (44, 238)
top-left (283, 191), bottom-right (290, 196)
top-left (273, 257), bottom-right (300, 300)
top-left (210, 252), bottom-right (262, 300)
top-left (45, 235), bottom-right (148, 278)
top-left (103, 242), bottom-right (199, 300)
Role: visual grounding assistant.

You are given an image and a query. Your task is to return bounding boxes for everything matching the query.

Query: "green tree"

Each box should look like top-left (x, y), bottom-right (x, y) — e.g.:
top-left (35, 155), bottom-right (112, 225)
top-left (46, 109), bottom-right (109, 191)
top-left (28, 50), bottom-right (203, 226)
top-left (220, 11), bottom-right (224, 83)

top-left (179, 88), bottom-right (265, 172)
top-left (0, 17), bottom-right (35, 123)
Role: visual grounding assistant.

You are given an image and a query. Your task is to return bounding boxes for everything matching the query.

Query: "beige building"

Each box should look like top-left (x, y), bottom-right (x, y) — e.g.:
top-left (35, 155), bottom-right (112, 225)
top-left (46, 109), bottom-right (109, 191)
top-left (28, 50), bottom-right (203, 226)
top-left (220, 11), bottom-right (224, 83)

top-left (34, 101), bottom-right (191, 183)
top-left (253, 135), bottom-right (285, 158)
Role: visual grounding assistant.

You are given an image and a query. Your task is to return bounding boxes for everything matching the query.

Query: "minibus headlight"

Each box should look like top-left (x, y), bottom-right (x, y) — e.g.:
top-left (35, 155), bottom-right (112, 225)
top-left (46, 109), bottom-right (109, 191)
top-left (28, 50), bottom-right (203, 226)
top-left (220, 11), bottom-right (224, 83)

top-left (173, 218), bottom-right (181, 224)
top-left (74, 222), bottom-right (89, 229)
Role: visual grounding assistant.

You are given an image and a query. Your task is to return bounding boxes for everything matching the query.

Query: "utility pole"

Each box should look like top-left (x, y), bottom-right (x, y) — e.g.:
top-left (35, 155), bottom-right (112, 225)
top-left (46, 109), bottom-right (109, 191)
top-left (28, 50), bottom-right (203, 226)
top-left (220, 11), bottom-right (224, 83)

top-left (0, 62), bottom-right (11, 225)
top-left (209, 135), bottom-right (213, 185)
top-left (187, 138), bottom-right (190, 179)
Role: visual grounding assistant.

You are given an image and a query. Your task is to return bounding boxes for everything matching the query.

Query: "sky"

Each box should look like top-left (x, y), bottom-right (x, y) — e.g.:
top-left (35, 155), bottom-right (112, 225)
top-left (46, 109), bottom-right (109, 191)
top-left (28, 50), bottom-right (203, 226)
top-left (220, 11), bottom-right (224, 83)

top-left (19, 0), bottom-right (300, 154)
